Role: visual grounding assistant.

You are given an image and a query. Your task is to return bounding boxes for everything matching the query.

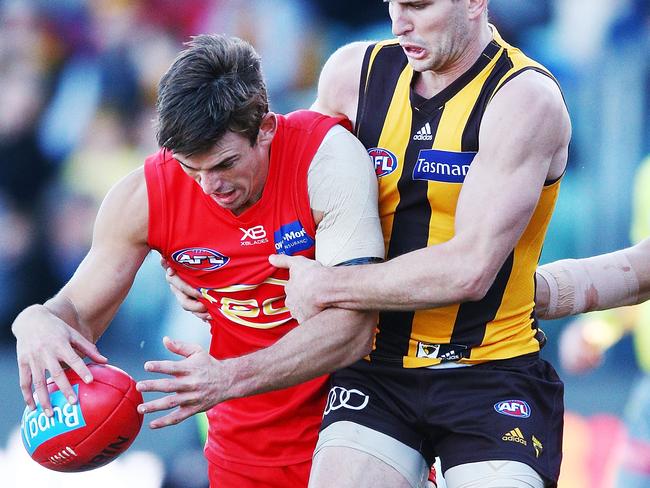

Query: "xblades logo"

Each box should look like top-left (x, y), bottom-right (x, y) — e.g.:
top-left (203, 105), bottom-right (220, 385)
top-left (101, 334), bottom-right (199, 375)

top-left (240, 225), bottom-right (268, 246)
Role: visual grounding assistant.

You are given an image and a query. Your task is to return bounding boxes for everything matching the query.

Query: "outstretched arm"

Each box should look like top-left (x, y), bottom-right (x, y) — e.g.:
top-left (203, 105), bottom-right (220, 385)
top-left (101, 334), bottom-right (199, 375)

top-left (12, 168), bottom-right (150, 413)
top-left (536, 237), bottom-right (650, 319)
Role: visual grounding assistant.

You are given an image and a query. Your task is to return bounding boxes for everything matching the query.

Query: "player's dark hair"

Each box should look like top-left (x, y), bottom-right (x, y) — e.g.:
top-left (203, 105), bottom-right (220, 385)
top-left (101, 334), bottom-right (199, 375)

top-left (156, 34), bottom-right (269, 155)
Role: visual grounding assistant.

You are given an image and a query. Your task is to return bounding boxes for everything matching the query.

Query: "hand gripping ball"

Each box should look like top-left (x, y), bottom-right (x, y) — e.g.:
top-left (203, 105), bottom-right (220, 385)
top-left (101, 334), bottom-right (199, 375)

top-left (20, 363), bottom-right (144, 472)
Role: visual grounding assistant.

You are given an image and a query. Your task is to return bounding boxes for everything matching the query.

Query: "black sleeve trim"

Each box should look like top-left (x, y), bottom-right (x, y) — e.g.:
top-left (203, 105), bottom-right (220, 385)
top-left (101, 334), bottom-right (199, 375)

top-left (334, 256), bottom-right (384, 267)
top-left (354, 43), bottom-right (376, 136)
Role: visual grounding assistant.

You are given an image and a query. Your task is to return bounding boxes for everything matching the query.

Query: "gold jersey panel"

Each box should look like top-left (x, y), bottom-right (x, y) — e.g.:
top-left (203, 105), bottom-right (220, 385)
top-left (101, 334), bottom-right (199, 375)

top-left (356, 28), bottom-right (562, 367)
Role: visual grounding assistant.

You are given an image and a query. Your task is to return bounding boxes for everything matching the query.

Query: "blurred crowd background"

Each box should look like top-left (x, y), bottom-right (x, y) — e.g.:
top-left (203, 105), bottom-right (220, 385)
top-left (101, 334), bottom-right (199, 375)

top-left (0, 0), bottom-right (648, 486)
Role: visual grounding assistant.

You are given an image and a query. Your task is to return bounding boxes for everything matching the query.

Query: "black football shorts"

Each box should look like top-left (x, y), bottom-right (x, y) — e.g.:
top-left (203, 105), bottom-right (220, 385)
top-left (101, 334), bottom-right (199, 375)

top-left (319, 353), bottom-right (564, 487)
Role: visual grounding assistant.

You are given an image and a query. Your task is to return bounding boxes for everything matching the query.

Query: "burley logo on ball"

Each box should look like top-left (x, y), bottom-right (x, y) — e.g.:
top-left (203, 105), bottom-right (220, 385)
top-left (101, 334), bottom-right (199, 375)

top-left (21, 385), bottom-right (87, 455)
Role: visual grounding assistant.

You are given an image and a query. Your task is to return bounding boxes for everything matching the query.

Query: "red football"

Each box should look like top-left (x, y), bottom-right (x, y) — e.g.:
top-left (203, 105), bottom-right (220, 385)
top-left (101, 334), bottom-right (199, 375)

top-left (20, 363), bottom-right (144, 472)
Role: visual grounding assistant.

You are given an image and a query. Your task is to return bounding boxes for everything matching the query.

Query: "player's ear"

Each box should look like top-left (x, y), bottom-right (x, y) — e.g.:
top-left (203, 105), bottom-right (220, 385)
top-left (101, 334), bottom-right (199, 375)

top-left (257, 112), bottom-right (277, 146)
top-left (467, 0), bottom-right (488, 20)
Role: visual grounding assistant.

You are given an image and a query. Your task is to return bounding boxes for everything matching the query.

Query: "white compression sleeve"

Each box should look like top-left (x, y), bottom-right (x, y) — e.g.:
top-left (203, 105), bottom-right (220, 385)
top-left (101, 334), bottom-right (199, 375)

top-left (444, 461), bottom-right (544, 488)
top-left (308, 125), bottom-right (385, 266)
top-left (536, 250), bottom-right (640, 320)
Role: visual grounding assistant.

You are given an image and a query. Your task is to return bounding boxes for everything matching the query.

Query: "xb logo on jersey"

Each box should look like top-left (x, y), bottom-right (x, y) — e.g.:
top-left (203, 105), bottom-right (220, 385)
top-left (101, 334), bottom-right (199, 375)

top-left (240, 225), bottom-right (268, 246)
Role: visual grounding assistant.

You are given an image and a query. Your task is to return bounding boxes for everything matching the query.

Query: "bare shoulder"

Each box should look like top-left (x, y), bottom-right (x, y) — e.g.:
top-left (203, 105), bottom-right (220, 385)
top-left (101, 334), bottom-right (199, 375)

top-left (94, 166), bottom-right (148, 245)
top-left (481, 70), bottom-right (571, 178)
top-left (489, 70), bottom-right (571, 136)
top-left (312, 41), bottom-right (375, 122)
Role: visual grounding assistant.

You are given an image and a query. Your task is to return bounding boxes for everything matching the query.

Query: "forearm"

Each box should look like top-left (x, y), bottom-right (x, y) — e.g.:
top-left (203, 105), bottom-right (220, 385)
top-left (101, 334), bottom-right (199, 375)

top-left (222, 308), bottom-right (376, 399)
top-left (319, 241), bottom-right (485, 311)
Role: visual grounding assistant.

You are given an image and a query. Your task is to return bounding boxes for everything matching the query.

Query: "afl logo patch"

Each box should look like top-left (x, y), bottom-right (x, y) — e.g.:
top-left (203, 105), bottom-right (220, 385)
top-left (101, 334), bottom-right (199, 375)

top-left (494, 400), bottom-right (531, 418)
top-left (368, 147), bottom-right (398, 177)
top-left (172, 247), bottom-right (229, 271)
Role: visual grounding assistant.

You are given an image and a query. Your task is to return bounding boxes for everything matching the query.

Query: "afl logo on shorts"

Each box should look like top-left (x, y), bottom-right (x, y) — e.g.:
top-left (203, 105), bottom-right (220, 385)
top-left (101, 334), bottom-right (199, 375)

top-left (368, 147), bottom-right (398, 177)
top-left (494, 400), bottom-right (531, 418)
top-left (172, 247), bottom-right (229, 271)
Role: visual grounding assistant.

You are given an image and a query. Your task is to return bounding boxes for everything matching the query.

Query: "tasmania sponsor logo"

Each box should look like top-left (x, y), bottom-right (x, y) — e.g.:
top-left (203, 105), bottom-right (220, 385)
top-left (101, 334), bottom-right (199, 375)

top-left (412, 149), bottom-right (476, 183)
top-left (21, 385), bottom-right (86, 455)
top-left (368, 147), bottom-right (398, 177)
top-left (273, 220), bottom-right (314, 256)
top-left (494, 400), bottom-right (531, 418)
top-left (172, 247), bottom-right (229, 271)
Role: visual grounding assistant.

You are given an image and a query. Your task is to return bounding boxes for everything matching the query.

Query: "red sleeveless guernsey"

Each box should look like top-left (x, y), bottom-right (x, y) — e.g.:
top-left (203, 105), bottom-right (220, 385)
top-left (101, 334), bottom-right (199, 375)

top-left (145, 110), bottom-right (345, 467)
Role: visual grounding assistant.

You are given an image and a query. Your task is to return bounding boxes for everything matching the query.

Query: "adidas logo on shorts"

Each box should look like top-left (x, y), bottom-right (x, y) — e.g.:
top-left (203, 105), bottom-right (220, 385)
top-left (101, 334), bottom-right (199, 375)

top-left (413, 122), bottom-right (433, 141)
top-left (502, 427), bottom-right (527, 446)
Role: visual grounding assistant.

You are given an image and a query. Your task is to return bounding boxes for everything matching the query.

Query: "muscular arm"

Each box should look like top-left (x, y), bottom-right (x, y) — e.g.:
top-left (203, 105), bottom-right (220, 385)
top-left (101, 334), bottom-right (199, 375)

top-left (536, 237), bottom-right (650, 319)
top-left (282, 71), bottom-right (570, 312)
top-left (12, 168), bottom-right (150, 411)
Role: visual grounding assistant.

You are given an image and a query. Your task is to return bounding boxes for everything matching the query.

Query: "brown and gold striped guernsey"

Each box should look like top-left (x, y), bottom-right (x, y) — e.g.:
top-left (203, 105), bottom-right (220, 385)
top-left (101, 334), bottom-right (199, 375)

top-left (355, 27), bottom-right (563, 368)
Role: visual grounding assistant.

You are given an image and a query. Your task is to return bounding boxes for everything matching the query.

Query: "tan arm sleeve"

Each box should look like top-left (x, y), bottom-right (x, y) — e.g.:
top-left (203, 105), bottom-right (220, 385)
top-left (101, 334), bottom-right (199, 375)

top-left (536, 249), bottom-right (641, 319)
top-left (308, 125), bottom-right (384, 266)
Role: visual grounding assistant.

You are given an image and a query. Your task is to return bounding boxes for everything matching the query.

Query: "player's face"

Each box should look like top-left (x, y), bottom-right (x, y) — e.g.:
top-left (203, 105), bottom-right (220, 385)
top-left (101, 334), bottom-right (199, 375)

top-left (174, 119), bottom-right (274, 215)
top-left (387, 0), bottom-right (472, 72)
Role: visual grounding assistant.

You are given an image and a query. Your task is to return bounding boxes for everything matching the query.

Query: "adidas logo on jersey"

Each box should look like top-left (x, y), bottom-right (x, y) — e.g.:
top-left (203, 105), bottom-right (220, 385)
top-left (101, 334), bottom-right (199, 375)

top-left (502, 427), bottom-right (527, 446)
top-left (413, 123), bottom-right (433, 141)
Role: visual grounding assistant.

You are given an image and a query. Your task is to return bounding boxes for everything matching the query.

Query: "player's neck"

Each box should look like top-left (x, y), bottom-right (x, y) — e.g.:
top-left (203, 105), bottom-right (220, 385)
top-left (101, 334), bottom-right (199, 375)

top-left (413, 24), bottom-right (493, 100)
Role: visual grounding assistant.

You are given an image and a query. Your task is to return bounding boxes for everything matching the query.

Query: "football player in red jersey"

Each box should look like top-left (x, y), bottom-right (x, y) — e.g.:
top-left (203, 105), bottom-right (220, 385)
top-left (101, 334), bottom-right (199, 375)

top-left (12, 34), bottom-right (384, 488)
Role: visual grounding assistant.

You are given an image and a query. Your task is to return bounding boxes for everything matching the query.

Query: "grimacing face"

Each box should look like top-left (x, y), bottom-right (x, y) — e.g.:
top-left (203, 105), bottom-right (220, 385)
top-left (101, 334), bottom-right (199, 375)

top-left (173, 129), bottom-right (271, 216)
top-left (387, 0), bottom-right (473, 73)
